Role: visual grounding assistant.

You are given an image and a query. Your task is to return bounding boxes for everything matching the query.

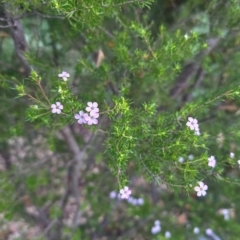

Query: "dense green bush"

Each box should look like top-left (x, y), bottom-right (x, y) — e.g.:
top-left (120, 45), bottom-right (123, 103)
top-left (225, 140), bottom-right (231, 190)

top-left (1, 0), bottom-right (240, 239)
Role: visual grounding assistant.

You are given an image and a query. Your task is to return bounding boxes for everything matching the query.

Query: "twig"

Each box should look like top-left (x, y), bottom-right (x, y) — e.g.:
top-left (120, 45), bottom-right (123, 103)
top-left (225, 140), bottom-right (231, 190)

top-left (140, 155), bottom-right (185, 188)
top-left (170, 38), bottom-right (221, 101)
top-left (37, 80), bottom-right (51, 105)
top-left (33, 11), bottom-right (65, 19)
top-left (183, 67), bottom-right (205, 103)
top-left (4, 5), bottom-right (31, 76)
top-left (43, 218), bottom-right (58, 235)
top-left (49, 126), bottom-right (88, 238)
top-left (0, 153), bottom-right (11, 170)
top-left (102, 0), bottom-right (147, 7)
top-left (0, 24), bottom-right (15, 28)
top-left (99, 26), bottom-right (115, 39)
top-left (14, 11), bottom-right (64, 20)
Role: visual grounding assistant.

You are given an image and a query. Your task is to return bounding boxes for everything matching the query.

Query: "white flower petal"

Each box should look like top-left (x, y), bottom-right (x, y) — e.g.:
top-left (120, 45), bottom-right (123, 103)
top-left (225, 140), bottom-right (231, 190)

top-left (75, 114), bottom-right (80, 119)
top-left (87, 102), bottom-right (93, 107)
top-left (93, 102), bottom-right (98, 107)
top-left (194, 186), bottom-right (200, 191)
top-left (201, 191), bottom-right (206, 196)
top-left (203, 185), bottom-right (208, 190)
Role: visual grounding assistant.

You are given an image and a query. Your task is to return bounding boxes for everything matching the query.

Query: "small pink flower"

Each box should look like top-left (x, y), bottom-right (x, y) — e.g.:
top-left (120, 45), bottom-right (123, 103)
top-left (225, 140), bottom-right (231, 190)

top-left (75, 111), bottom-right (88, 124)
top-left (119, 186), bottom-right (132, 199)
top-left (186, 117), bottom-right (198, 130)
top-left (208, 156), bottom-right (216, 168)
top-left (86, 102), bottom-right (99, 114)
top-left (194, 182), bottom-right (208, 197)
top-left (58, 71), bottom-right (70, 81)
top-left (85, 111), bottom-right (99, 125)
top-left (51, 102), bottom-right (63, 114)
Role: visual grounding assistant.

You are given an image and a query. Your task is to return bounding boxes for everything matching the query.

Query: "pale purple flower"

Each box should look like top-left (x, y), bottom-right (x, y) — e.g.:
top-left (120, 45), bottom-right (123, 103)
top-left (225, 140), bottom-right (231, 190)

top-left (193, 227), bottom-right (200, 234)
top-left (75, 111), bottom-right (88, 124)
top-left (151, 225), bottom-right (161, 234)
top-left (86, 102), bottom-right (99, 114)
top-left (205, 228), bottom-right (220, 239)
top-left (230, 152), bottom-right (235, 158)
top-left (58, 71), bottom-right (70, 81)
top-left (186, 117), bottom-right (198, 130)
top-left (208, 156), bottom-right (216, 168)
top-left (119, 186), bottom-right (132, 199)
top-left (151, 220), bottom-right (161, 234)
top-left (85, 111), bottom-right (99, 125)
top-left (238, 160), bottom-right (240, 165)
top-left (117, 193), bottom-right (122, 200)
top-left (127, 197), bottom-right (144, 206)
top-left (137, 198), bottom-right (144, 205)
top-left (165, 231), bottom-right (171, 238)
top-left (51, 102), bottom-right (63, 114)
top-left (127, 197), bottom-right (138, 205)
top-left (206, 228), bottom-right (213, 235)
top-left (154, 220), bottom-right (161, 226)
top-left (194, 181), bottom-right (208, 197)
top-left (109, 191), bottom-right (117, 199)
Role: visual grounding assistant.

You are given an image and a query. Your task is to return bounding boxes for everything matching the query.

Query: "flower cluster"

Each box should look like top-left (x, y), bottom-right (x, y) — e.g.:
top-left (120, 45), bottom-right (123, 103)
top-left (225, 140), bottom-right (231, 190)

top-left (208, 155), bottom-right (216, 168)
top-left (51, 102), bottom-right (63, 114)
top-left (75, 102), bottom-right (100, 125)
top-left (127, 196), bottom-right (144, 206)
top-left (186, 117), bottom-right (200, 135)
top-left (206, 228), bottom-right (221, 239)
top-left (219, 208), bottom-right (231, 221)
top-left (109, 190), bottom-right (143, 206)
top-left (58, 71), bottom-right (70, 81)
top-left (194, 181), bottom-right (208, 197)
top-left (193, 155), bottom-right (218, 197)
top-left (193, 227), bottom-right (221, 239)
top-left (119, 186), bottom-right (132, 199)
top-left (178, 154), bottom-right (194, 163)
top-left (151, 220), bottom-right (161, 234)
